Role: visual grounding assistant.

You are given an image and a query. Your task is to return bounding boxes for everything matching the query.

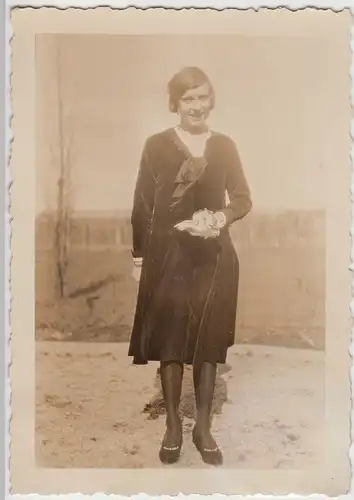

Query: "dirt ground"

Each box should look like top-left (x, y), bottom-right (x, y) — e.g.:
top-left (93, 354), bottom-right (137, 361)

top-left (36, 341), bottom-right (325, 469)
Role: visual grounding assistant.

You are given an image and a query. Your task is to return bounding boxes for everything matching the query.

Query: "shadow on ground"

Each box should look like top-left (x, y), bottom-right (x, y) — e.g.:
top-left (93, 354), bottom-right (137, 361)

top-left (142, 364), bottom-right (232, 421)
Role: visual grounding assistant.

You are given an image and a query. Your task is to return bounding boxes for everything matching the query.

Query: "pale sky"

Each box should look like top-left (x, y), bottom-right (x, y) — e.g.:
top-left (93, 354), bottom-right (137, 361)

top-left (35, 33), bottom-right (350, 214)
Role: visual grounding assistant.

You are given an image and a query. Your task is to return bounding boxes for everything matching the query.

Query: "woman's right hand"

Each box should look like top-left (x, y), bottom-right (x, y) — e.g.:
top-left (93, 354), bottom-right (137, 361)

top-left (132, 256), bottom-right (143, 282)
top-left (132, 266), bottom-right (142, 282)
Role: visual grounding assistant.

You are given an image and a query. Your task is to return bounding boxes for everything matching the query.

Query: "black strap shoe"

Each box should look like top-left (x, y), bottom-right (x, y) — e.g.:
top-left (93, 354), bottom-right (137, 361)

top-left (192, 428), bottom-right (223, 466)
top-left (159, 433), bottom-right (183, 464)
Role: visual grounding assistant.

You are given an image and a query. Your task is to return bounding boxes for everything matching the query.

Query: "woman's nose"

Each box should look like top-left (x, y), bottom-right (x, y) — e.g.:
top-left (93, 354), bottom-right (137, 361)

top-left (190, 100), bottom-right (202, 111)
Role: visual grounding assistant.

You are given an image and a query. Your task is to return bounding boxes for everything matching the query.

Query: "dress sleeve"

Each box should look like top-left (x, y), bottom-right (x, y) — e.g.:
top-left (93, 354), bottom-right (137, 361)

top-left (131, 139), bottom-right (156, 258)
top-left (221, 139), bottom-right (252, 225)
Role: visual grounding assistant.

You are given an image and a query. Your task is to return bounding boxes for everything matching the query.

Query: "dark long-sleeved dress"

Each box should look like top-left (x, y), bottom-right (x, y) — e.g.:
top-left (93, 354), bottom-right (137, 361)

top-left (128, 128), bottom-right (252, 365)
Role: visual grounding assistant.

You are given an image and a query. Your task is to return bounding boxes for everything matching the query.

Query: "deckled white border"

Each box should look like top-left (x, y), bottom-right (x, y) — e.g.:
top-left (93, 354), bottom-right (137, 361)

top-left (5, 1), bottom-right (353, 499)
top-left (5, 0), bottom-right (12, 499)
top-left (4, 0), bottom-right (354, 8)
top-left (349, 14), bottom-right (354, 500)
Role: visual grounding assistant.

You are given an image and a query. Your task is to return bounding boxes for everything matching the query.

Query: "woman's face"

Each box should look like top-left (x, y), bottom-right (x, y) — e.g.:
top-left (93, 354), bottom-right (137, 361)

top-left (177, 82), bottom-right (212, 132)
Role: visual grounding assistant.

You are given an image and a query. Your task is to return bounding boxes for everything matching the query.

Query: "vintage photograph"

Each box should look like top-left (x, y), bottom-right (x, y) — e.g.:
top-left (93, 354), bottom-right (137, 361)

top-left (10, 7), bottom-right (351, 496)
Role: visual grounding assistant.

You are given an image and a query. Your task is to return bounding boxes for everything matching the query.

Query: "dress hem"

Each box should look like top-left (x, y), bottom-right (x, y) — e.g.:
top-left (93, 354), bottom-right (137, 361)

top-left (129, 353), bottom-right (231, 366)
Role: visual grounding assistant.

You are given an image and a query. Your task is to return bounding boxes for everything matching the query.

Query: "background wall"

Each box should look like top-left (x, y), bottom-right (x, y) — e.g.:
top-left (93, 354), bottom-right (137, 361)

top-left (35, 33), bottom-right (349, 349)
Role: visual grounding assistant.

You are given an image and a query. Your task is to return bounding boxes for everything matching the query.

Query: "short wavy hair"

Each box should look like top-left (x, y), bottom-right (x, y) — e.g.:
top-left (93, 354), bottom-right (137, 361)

top-left (168, 66), bottom-right (215, 113)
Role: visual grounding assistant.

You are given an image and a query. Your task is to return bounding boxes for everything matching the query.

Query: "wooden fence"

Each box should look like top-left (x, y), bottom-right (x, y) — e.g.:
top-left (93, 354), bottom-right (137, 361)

top-left (36, 210), bottom-right (325, 251)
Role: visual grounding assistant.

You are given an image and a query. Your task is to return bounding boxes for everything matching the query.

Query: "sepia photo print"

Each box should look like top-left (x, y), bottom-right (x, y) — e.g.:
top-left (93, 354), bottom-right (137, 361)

top-left (10, 7), bottom-right (351, 496)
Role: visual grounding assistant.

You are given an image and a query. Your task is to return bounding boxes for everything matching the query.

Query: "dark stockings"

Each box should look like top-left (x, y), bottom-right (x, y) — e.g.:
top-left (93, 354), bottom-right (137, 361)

top-left (159, 359), bottom-right (221, 464)
top-left (160, 361), bottom-right (184, 447)
top-left (193, 361), bottom-right (218, 449)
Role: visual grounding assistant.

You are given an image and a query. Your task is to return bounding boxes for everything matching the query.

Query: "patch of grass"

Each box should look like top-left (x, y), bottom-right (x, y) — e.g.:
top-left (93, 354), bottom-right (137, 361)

top-left (36, 246), bottom-right (325, 350)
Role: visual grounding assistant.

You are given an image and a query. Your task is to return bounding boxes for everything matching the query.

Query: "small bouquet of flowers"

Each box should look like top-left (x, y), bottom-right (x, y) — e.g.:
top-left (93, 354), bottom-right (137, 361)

top-left (174, 209), bottom-right (226, 239)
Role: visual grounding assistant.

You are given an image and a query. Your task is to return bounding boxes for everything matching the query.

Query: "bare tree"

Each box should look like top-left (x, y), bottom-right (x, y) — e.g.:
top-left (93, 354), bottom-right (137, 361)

top-left (53, 36), bottom-right (76, 298)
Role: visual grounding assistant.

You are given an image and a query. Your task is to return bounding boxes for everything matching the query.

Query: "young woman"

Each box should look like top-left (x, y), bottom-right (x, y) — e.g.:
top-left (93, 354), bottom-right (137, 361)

top-left (129, 67), bottom-right (252, 466)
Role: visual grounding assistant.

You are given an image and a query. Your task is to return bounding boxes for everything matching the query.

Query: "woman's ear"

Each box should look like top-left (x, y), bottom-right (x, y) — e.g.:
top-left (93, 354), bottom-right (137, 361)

top-left (169, 97), bottom-right (179, 114)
